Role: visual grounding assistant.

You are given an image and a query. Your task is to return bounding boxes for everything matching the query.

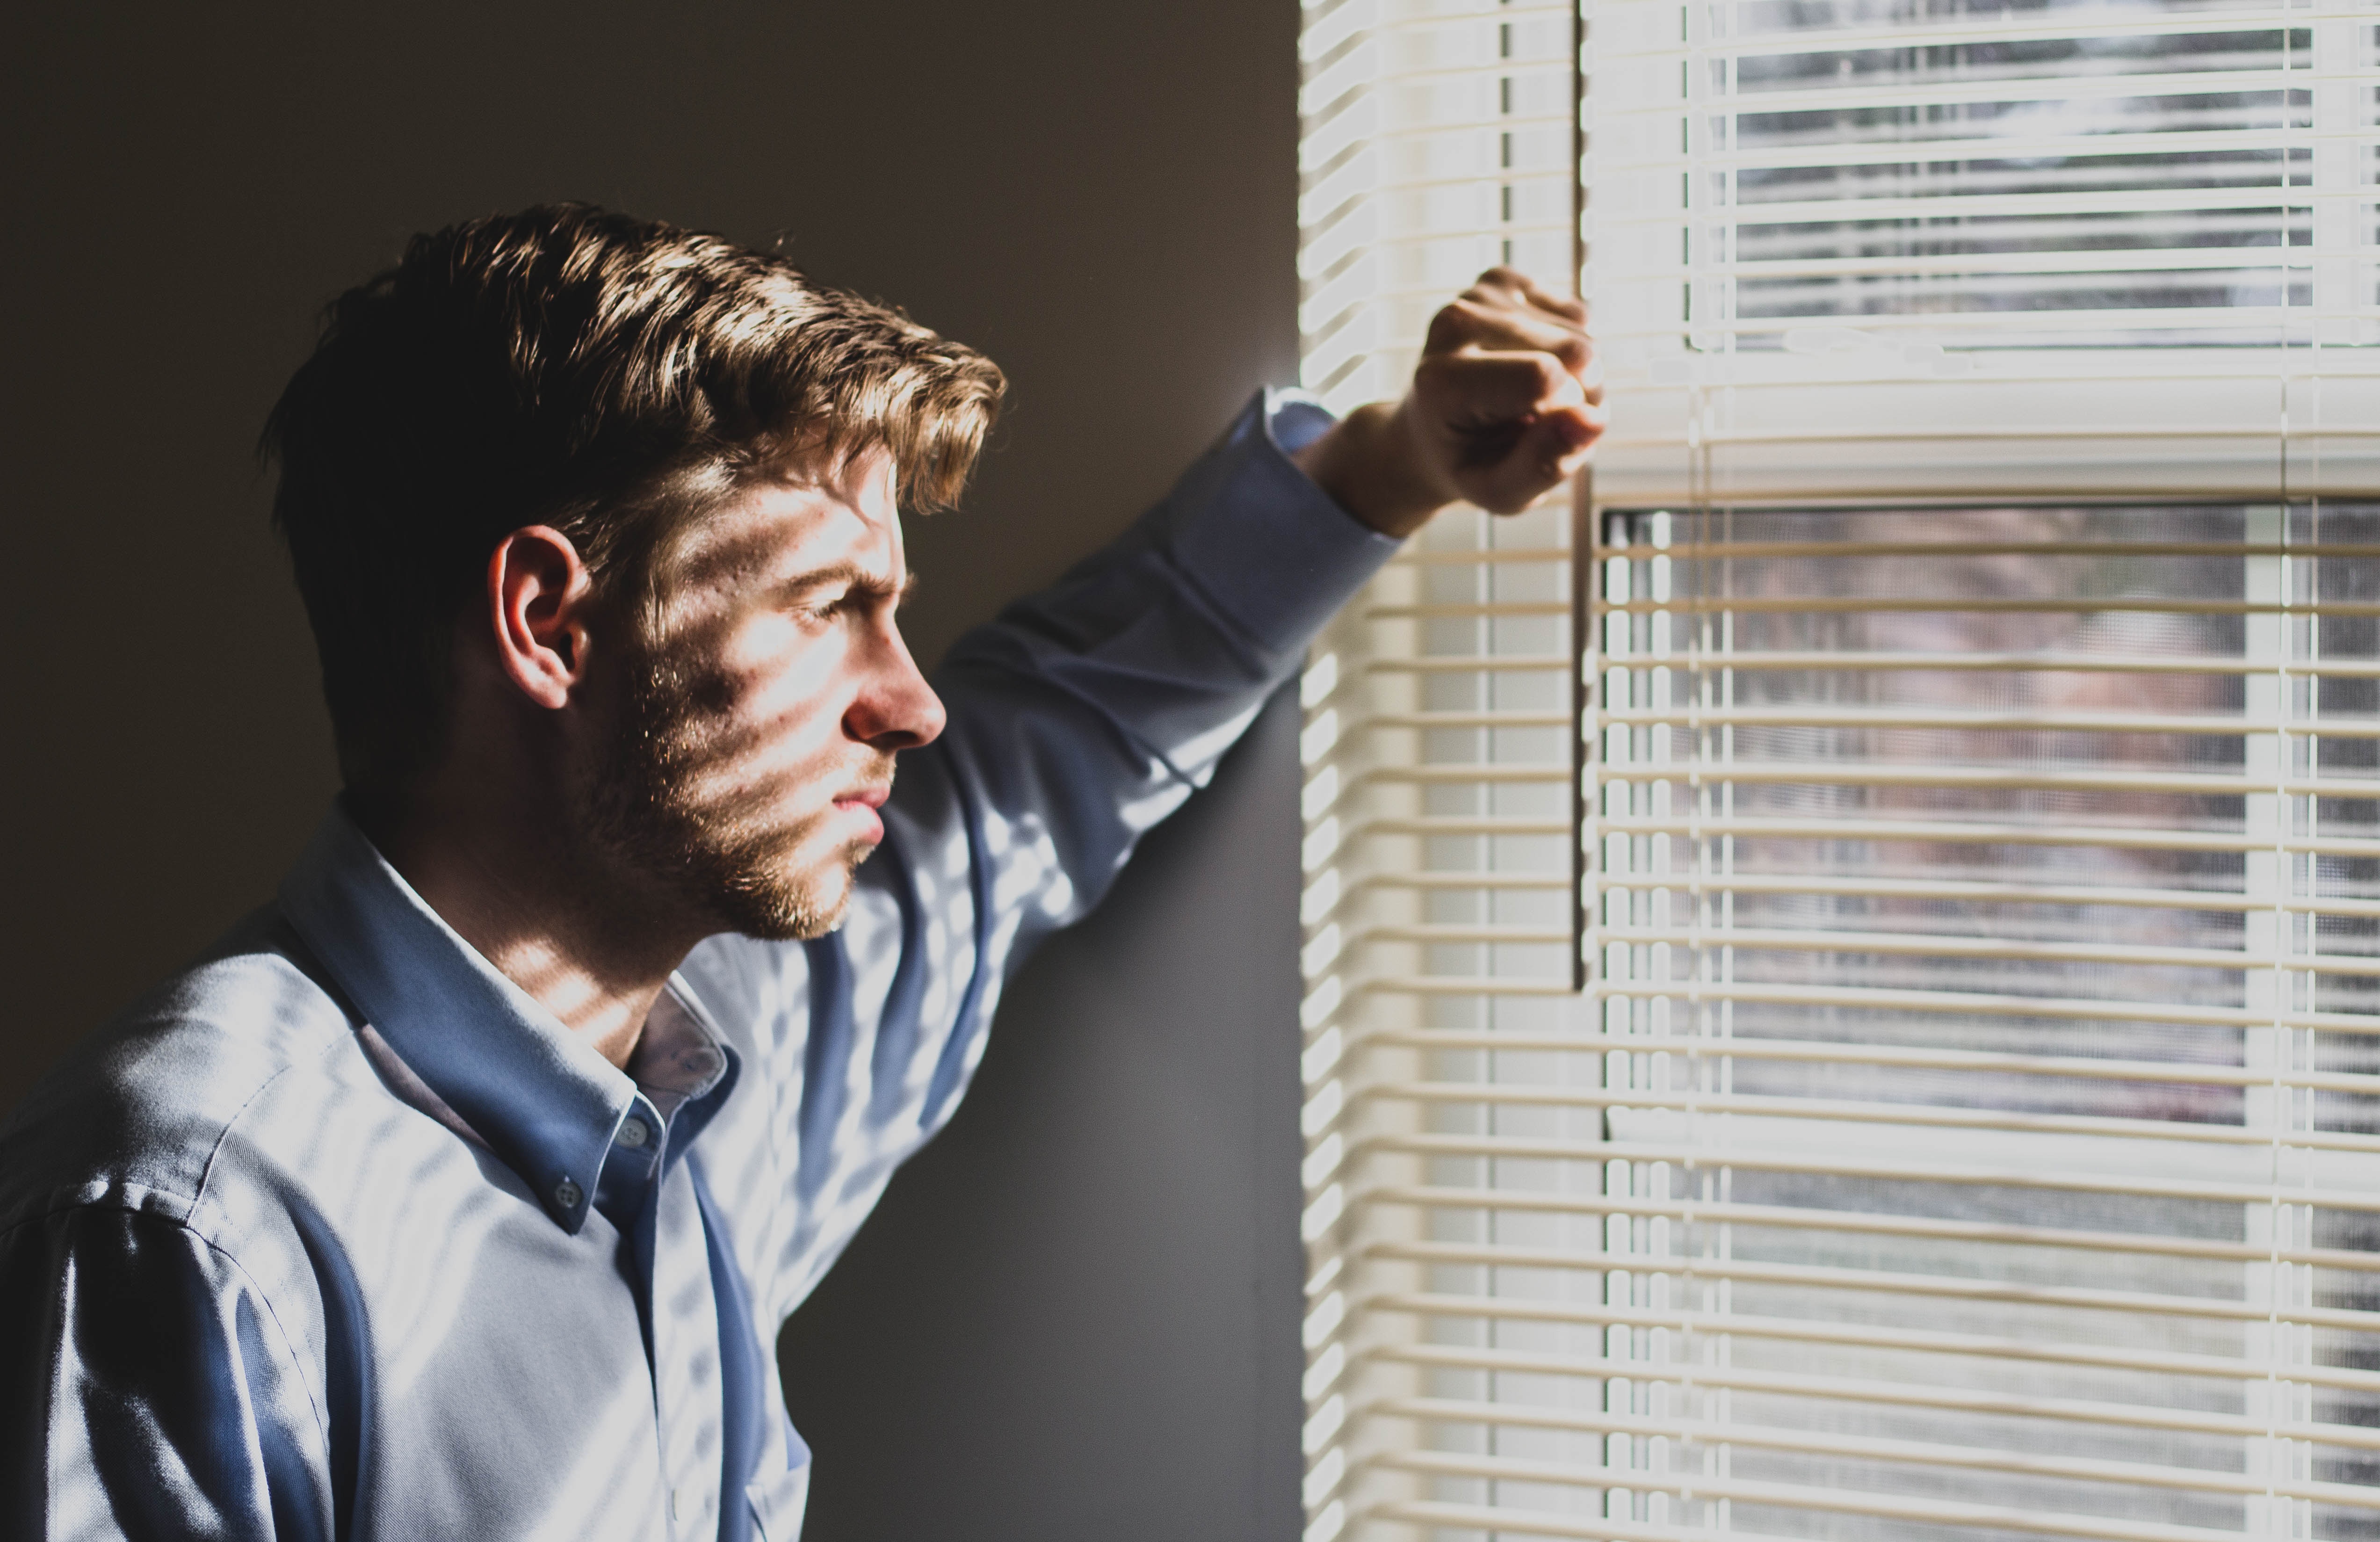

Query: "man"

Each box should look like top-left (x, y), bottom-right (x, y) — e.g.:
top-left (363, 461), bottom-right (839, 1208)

top-left (0, 204), bottom-right (1600, 1540)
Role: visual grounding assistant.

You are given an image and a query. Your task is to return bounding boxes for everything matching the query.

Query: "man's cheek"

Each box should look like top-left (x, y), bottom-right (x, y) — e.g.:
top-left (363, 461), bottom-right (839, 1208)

top-left (731, 658), bottom-right (852, 770)
top-left (676, 682), bottom-right (837, 798)
top-left (731, 623), bottom-right (847, 715)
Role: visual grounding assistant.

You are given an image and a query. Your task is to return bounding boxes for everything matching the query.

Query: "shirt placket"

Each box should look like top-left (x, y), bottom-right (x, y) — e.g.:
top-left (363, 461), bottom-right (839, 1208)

top-left (600, 1087), bottom-right (726, 1540)
top-left (648, 1152), bottom-right (724, 1537)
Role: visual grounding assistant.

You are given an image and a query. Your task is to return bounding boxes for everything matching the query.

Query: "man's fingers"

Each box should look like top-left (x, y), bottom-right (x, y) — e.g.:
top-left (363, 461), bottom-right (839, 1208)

top-left (1434, 289), bottom-right (1591, 351)
top-left (1426, 291), bottom-right (1600, 403)
top-left (1460, 266), bottom-right (1590, 326)
top-left (1427, 305), bottom-right (1598, 392)
top-left (1411, 345), bottom-right (1606, 514)
top-left (1354, 268), bottom-right (1601, 529)
top-left (1416, 348), bottom-right (1590, 426)
top-left (1501, 268), bottom-right (1589, 326)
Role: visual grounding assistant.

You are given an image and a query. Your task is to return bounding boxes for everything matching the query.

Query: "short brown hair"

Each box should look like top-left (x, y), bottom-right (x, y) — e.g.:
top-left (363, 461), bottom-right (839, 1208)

top-left (262, 203), bottom-right (1004, 823)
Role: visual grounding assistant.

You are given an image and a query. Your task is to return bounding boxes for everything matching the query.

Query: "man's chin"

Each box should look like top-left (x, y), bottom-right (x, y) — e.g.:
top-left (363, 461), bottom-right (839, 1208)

top-left (729, 908), bottom-right (843, 944)
top-left (713, 838), bottom-right (877, 942)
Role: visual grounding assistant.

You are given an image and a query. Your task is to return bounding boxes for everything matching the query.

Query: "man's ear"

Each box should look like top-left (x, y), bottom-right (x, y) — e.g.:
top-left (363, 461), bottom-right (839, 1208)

top-left (486, 526), bottom-right (596, 710)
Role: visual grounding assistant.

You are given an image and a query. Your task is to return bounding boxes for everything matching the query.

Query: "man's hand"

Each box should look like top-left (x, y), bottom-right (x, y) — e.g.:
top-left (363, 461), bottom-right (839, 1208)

top-left (1293, 268), bottom-right (1604, 539)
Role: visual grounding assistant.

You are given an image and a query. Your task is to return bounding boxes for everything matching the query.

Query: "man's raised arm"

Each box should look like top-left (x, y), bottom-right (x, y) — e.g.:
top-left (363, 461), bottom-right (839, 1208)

top-left (676, 269), bottom-right (1603, 1316)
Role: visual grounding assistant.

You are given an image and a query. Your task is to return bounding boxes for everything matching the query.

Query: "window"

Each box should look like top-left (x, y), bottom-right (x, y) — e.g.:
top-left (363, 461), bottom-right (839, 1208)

top-left (1296, 3), bottom-right (2380, 1539)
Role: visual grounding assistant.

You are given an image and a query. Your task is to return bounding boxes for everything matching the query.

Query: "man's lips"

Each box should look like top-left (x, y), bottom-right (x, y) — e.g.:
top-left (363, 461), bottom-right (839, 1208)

top-left (831, 784), bottom-right (891, 841)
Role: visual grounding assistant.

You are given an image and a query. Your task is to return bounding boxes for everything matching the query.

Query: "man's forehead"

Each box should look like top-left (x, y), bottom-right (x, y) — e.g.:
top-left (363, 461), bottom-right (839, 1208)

top-left (681, 446), bottom-right (905, 586)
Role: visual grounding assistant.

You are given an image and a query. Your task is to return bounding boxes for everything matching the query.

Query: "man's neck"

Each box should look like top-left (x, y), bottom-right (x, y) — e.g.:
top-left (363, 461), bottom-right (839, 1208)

top-left (368, 795), bottom-right (702, 1070)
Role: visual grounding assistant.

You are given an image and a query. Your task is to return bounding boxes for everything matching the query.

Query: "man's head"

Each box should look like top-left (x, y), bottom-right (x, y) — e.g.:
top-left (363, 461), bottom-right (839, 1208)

top-left (264, 204), bottom-right (1002, 939)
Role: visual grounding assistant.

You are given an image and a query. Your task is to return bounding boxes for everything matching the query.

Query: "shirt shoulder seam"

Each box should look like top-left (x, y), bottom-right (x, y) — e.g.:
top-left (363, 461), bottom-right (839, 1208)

top-left (192, 1062), bottom-right (300, 1215)
top-left (0, 1058), bottom-right (298, 1247)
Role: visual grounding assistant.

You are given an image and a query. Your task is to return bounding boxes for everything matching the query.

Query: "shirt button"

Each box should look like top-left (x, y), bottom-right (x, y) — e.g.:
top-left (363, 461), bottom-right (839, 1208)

top-left (553, 1178), bottom-right (583, 1211)
top-left (617, 1117), bottom-right (651, 1150)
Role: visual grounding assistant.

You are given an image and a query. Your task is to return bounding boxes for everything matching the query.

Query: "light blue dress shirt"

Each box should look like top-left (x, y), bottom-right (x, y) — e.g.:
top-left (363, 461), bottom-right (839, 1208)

top-left (0, 391), bottom-right (1396, 1542)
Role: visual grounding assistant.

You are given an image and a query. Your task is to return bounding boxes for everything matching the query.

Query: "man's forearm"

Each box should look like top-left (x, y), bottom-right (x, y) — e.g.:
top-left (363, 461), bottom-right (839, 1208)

top-left (927, 386), bottom-right (1400, 941)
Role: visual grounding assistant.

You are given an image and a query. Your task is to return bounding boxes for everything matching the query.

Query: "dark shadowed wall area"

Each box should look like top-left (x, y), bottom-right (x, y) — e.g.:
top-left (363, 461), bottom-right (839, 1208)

top-left (2, 6), bottom-right (1309, 1537)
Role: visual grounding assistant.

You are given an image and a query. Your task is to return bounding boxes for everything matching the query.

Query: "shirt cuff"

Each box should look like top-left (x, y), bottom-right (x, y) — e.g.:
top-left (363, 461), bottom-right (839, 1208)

top-left (1162, 386), bottom-right (1404, 661)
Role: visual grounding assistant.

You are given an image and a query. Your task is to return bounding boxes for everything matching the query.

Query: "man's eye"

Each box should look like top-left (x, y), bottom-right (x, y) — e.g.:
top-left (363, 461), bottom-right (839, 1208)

top-left (790, 581), bottom-right (898, 624)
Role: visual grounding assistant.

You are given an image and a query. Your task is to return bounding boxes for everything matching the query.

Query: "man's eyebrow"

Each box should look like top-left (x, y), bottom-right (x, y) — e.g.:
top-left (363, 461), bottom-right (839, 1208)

top-left (774, 563), bottom-right (918, 603)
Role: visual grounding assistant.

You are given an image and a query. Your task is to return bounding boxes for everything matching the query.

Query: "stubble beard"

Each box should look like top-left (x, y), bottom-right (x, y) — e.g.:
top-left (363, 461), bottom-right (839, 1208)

top-left (583, 650), bottom-right (892, 943)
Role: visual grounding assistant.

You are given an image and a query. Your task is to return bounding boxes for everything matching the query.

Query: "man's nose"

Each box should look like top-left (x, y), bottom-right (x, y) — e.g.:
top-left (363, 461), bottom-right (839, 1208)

top-left (845, 620), bottom-right (946, 752)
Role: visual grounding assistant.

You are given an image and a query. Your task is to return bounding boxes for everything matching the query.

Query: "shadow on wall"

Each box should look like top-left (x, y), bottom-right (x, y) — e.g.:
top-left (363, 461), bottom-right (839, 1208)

top-left (3, 0), bottom-right (1299, 1086)
top-left (4, 2), bottom-right (1309, 1538)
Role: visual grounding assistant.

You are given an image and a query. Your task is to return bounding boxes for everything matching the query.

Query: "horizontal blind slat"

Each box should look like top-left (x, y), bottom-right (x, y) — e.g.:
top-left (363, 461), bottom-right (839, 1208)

top-left (1355, 1082), bottom-right (2380, 1158)
top-left (1590, 923), bottom-right (2380, 978)
top-left (1598, 705), bottom-right (2380, 737)
top-left (1356, 1031), bottom-right (2380, 1098)
top-left (1580, 979), bottom-right (2380, 1035)
top-left (1372, 1347), bottom-right (2380, 1453)
top-left (1367, 1291), bottom-right (2380, 1393)
top-left (1365, 1238), bottom-right (2380, 1332)
top-left (1596, 762), bottom-right (2380, 798)
top-left (1358, 1134), bottom-right (2380, 1214)
top-left (1352, 976), bottom-right (2380, 1034)
top-left (1586, 649), bottom-right (2380, 677)
top-left (1373, 1415), bottom-right (2380, 1509)
top-left (1373, 1448), bottom-right (2281, 1542)
top-left (1369, 1498), bottom-right (1765, 1542)
top-left (1596, 6), bottom-right (2378, 57)
top-left (1591, 813), bottom-right (2380, 861)
top-left (1593, 124), bottom-right (2380, 175)
top-left (1594, 596), bottom-right (2380, 618)
top-left (1360, 1187), bottom-right (2380, 1274)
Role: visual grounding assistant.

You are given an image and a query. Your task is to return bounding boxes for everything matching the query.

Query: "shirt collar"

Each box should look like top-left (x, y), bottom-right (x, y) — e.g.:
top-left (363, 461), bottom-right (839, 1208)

top-left (277, 804), bottom-right (736, 1234)
top-left (630, 989), bottom-right (735, 1141)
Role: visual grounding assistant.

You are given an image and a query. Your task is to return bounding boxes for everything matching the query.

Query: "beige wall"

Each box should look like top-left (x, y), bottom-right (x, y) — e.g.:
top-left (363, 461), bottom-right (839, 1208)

top-left (3, 5), bottom-right (1309, 1535)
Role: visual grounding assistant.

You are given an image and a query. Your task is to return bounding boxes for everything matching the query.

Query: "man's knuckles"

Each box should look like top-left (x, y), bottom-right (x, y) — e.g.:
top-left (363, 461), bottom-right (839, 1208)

top-left (1413, 352), bottom-right (1560, 422)
top-left (1426, 296), bottom-right (1514, 347)
top-left (1428, 304), bottom-right (1595, 378)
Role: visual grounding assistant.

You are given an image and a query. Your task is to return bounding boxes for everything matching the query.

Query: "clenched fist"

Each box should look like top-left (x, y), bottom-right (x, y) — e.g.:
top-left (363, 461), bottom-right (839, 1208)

top-left (1293, 268), bottom-right (1604, 538)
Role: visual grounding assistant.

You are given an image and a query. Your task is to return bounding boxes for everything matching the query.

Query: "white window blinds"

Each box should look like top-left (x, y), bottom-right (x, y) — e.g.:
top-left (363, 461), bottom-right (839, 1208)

top-left (1296, 2), bottom-right (2380, 1540)
top-left (1587, 0), bottom-right (2380, 506)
